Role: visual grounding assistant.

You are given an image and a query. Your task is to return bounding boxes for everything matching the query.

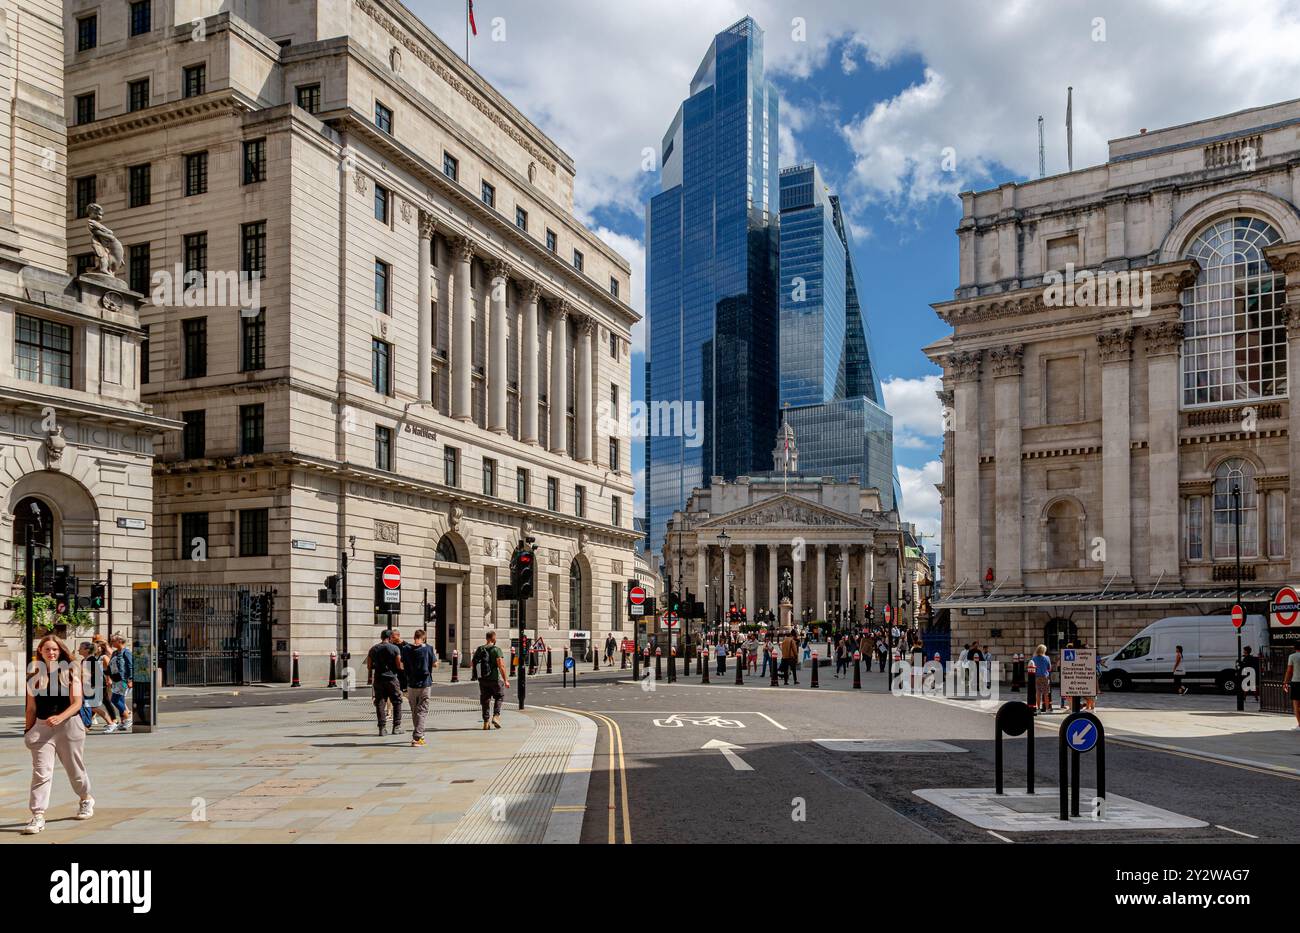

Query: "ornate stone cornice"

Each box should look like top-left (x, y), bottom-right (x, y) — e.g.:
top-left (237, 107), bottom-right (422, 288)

top-left (1143, 320), bottom-right (1184, 357)
top-left (988, 343), bottom-right (1024, 378)
top-left (946, 349), bottom-right (983, 384)
top-left (1096, 327), bottom-right (1134, 364)
top-left (1263, 241), bottom-right (1300, 278)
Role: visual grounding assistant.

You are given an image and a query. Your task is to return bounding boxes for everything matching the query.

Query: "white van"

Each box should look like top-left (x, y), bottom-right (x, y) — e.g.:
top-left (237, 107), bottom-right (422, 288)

top-left (1099, 614), bottom-right (1268, 693)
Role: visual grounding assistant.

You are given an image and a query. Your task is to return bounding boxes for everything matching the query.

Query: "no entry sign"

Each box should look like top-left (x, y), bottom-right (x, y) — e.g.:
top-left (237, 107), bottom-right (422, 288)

top-left (1231, 604), bottom-right (1244, 629)
top-left (628, 580), bottom-right (646, 617)
top-left (1271, 585), bottom-right (1300, 629)
top-left (374, 554), bottom-right (402, 613)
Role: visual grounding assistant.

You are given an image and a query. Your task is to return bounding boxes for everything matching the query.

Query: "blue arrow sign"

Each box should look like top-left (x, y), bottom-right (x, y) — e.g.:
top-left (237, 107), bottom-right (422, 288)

top-left (564, 657), bottom-right (575, 671)
top-left (1066, 718), bottom-right (1098, 753)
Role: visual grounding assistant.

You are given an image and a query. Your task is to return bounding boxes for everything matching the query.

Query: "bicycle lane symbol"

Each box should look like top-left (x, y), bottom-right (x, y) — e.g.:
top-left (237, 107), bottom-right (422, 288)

top-left (652, 714), bottom-right (745, 729)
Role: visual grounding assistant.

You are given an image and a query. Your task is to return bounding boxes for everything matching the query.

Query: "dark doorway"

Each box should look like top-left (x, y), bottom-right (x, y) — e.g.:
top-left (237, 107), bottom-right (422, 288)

top-left (434, 583), bottom-right (449, 658)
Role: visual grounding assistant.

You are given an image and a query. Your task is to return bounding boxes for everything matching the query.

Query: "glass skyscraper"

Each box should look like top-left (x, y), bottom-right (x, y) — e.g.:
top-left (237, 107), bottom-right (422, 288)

top-left (777, 164), bottom-right (899, 509)
top-left (645, 17), bottom-right (780, 558)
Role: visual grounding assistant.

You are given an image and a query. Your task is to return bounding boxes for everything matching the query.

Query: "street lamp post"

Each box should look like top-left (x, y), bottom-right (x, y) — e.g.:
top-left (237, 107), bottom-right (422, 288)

top-left (1233, 481), bottom-right (1244, 712)
top-left (717, 530), bottom-right (730, 634)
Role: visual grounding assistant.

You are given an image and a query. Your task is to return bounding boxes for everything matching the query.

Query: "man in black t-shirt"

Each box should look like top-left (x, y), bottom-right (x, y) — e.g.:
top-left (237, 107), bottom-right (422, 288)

top-left (366, 630), bottom-right (405, 737)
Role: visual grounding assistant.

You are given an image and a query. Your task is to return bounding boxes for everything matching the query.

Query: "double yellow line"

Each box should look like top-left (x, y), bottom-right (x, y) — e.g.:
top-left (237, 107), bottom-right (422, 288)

top-left (551, 705), bottom-right (631, 843)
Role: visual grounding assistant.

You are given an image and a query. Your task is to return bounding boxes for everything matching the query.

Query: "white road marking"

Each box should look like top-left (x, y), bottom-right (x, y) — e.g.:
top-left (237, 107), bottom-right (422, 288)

top-left (1214, 824), bottom-right (1259, 839)
top-left (593, 710), bottom-right (788, 730)
top-left (987, 830), bottom-right (1015, 844)
top-left (702, 739), bottom-right (753, 771)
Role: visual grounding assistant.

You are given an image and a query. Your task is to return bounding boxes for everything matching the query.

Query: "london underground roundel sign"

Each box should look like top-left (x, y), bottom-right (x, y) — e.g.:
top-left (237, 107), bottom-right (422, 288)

top-left (1271, 585), bottom-right (1300, 628)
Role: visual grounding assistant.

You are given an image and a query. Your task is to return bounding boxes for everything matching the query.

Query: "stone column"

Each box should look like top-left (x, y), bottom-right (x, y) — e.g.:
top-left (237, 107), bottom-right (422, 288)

top-left (487, 260), bottom-right (509, 433)
top-left (417, 212), bottom-right (435, 404)
top-left (767, 543), bottom-right (778, 611)
top-left (521, 283), bottom-right (541, 445)
top-left (576, 316), bottom-right (594, 463)
top-left (815, 544), bottom-right (827, 623)
top-left (695, 541), bottom-right (708, 616)
top-left (1097, 329), bottom-right (1134, 582)
top-left (839, 547), bottom-right (850, 624)
top-left (743, 544), bottom-right (755, 614)
top-left (949, 350), bottom-right (983, 588)
top-left (1145, 318), bottom-right (1185, 581)
top-left (989, 344), bottom-right (1023, 587)
top-left (792, 548), bottom-right (803, 623)
top-left (450, 237), bottom-right (474, 422)
top-left (549, 303), bottom-right (569, 454)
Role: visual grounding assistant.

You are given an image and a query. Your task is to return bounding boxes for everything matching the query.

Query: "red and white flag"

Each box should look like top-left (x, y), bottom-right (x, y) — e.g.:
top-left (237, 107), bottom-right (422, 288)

top-left (468, 0), bottom-right (478, 36)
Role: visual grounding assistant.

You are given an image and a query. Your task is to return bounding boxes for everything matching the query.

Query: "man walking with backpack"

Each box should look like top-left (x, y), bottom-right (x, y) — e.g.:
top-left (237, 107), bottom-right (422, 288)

top-left (473, 630), bottom-right (509, 730)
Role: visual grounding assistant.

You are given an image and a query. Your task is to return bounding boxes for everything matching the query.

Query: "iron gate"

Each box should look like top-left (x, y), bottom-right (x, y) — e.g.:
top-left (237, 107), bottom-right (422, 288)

top-left (160, 584), bottom-right (274, 686)
top-left (1259, 646), bottom-right (1292, 713)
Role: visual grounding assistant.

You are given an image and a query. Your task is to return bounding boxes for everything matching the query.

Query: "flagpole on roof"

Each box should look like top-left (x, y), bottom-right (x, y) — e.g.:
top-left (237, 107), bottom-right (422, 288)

top-left (466, 0), bottom-right (470, 65)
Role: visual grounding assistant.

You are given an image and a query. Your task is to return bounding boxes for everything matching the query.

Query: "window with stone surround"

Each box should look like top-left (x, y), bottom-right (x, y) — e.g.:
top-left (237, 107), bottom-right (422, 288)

top-left (1182, 217), bottom-right (1287, 407)
top-left (1211, 458), bottom-right (1258, 559)
top-left (1184, 495), bottom-right (1204, 561)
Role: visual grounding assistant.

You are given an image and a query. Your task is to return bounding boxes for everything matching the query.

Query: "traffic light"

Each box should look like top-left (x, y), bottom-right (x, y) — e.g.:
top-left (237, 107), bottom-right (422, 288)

top-left (52, 564), bottom-right (70, 601)
top-left (669, 591), bottom-right (681, 614)
top-left (89, 583), bottom-right (106, 610)
top-left (510, 542), bottom-right (535, 600)
top-left (424, 603), bottom-right (437, 623)
top-left (318, 574), bottom-right (339, 604)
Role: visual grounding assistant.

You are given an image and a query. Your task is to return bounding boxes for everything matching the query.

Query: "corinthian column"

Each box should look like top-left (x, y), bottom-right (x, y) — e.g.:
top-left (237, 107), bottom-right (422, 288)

top-left (767, 543), bottom-right (778, 611)
top-left (521, 282), bottom-right (541, 445)
top-left (450, 236), bottom-right (474, 422)
top-left (549, 302), bottom-right (569, 454)
top-left (488, 260), bottom-right (509, 433)
top-left (743, 544), bottom-right (755, 614)
top-left (417, 212), bottom-right (435, 404)
top-left (576, 316), bottom-right (594, 463)
top-left (815, 544), bottom-right (826, 622)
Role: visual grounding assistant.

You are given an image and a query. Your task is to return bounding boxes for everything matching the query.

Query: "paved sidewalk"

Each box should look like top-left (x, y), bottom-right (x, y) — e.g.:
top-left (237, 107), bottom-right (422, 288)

top-left (0, 694), bottom-right (594, 844)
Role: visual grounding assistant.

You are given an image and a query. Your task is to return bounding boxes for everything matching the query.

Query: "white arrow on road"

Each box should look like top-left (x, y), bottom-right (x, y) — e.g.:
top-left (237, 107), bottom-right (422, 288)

top-left (702, 738), bottom-right (753, 772)
top-left (1070, 722), bottom-right (1094, 748)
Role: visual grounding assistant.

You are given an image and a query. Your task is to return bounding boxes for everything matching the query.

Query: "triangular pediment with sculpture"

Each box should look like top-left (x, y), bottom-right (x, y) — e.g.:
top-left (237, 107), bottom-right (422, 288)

top-left (698, 494), bottom-right (873, 530)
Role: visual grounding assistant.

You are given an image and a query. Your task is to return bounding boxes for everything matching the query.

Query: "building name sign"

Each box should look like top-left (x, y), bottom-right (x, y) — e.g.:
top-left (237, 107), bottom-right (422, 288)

top-left (403, 423), bottom-right (437, 441)
top-left (352, 0), bottom-right (557, 175)
top-left (116, 517), bottom-right (146, 530)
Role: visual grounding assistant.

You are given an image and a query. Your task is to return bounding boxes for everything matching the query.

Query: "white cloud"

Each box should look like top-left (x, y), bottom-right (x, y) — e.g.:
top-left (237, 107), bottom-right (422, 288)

top-left (882, 373), bottom-right (944, 449)
top-left (898, 459), bottom-right (942, 546)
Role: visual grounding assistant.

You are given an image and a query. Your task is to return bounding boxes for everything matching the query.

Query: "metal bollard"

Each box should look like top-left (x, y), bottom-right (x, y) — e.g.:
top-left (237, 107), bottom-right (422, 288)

top-left (669, 647), bottom-right (677, 683)
top-left (563, 649), bottom-right (570, 687)
top-left (633, 645), bottom-right (641, 681)
top-left (684, 649), bottom-right (691, 678)
top-left (327, 651), bottom-right (337, 688)
top-left (451, 649), bottom-right (460, 683)
top-left (621, 649), bottom-right (627, 670)
top-left (291, 651), bottom-right (300, 687)
top-left (593, 646), bottom-right (600, 672)
top-left (655, 647), bottom-right (663, 681)
top-left (853, 651), bottom-right (862, 689)
top-left (735, 650), bottom-right (744, 685)
top-left (701, 646), bottom-right (710, 683)
top-left (546, 649), bottom-right (553, 674)
top-left (810, 651), bottom-right (819, 688)
top-left (770, 653), bottom-right (779, 687)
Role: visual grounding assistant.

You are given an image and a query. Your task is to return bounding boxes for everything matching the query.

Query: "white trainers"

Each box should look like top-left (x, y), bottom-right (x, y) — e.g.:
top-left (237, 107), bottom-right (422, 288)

top-left (76, 798), bottom-right (95, 820)
top-left (22, 815), bottom-right (45, 835)
top-left (103, 723), bottom-right (119, 734)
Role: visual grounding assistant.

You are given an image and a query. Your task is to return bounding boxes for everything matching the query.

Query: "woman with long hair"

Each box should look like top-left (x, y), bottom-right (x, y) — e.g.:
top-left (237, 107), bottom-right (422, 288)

top-left (23, 634), bottom-right (95, 834)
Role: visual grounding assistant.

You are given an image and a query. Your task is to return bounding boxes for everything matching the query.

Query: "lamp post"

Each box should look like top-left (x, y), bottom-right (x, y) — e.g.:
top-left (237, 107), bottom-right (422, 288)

top-left (717, 530), bottom-right (730, 633)
top-left (1232, 480), bottom-right (1244, 712)
top-left (24, 501), bottom-right (44, 666)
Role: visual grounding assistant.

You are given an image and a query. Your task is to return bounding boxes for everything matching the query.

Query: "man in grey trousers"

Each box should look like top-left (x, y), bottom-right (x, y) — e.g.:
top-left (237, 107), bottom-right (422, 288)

top-left (401, 630), bottom-right (437, 747)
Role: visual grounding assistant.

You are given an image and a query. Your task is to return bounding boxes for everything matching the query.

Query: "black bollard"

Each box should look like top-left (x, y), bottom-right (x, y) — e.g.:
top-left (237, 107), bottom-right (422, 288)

top-left (546, 649), bottom-right (553, 674)
top-left (562, 649), bottom-right (569, 687)
top-left (810, 651), bottom-right (819, 688)
top-left (451, 649), bottom-right (460, 683)
top-left (853, 651), bottom-right (862, 689)
top-left (655, 648), bottom-right (662, 681)
top-left (994, 700), bottom-right (1035, 796)
top-left (684, 648), bottom-right (691, 677)
top-left (669, 648), bottom-right (677, 683)
top-left (291, 651), bottom-right (300, 687)
top-left (632, 644), bottom-right (641, 681)
top-left (593, 646), bottom-right (600, 672)
top-left (770, 652), bottom-right (779, 687)
top-left (621, 649), bottom-right (627, 670)
top-left (327, 651), bottom-right (337, 688)
top-left (701, 646), bottom-right (710, 683)
top-left (735, 650), bottom-right (744, 685)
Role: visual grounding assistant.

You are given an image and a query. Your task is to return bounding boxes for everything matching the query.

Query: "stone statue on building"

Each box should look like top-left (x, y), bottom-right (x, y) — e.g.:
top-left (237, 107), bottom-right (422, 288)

top-left (86, 204), bottom-right (125, 279)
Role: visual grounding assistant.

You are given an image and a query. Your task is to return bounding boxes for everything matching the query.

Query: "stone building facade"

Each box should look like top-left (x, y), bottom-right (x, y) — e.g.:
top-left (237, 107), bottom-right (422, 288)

top-left (63, 0), bottom-right (638, 680)
top-left (0, 0), bottom-right (169, 669)
top-left (663, 426), bottom-right (915, 631)
top-left (927, 98), bottom-right (1300, 659)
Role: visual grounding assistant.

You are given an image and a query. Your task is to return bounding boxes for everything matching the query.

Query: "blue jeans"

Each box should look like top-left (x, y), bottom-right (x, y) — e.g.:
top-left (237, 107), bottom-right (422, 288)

top-left (110, 693), bottom-right (127, 719)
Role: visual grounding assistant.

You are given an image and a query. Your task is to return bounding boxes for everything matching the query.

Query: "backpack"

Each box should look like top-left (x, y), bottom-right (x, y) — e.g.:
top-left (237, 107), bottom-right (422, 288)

top-left (474, 644), bottom-right (496, 679)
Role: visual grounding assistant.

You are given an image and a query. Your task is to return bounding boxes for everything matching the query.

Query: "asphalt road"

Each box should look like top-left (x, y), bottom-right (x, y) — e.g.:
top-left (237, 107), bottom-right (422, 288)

top-left (507, 667), bottom-right (1298, 845)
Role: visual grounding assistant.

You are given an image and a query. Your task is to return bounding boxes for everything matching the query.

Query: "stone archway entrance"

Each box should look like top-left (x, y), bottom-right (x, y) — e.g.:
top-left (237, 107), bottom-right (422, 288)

top-left (434, 532), bottom-right (469, 659)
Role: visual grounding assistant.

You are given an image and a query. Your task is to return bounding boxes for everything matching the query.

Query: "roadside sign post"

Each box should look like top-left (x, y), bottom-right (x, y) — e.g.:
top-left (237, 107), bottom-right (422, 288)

top-left (1058, 711), bottom-right (1105, 821)
top-left (1060, 647), bottom-right (1096, 713)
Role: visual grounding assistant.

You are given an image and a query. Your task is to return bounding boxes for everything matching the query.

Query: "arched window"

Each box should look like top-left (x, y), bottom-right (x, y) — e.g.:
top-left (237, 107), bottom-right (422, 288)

top-left (1212, 458), bottom-right (1258, 559)
top-left (568, 558), bottom-right (583, 630)
top-left (1182, 217), bottom-right (1287, 407)
top-left (13, 497), bottom-right (53, 586)
top-left (435, 534), bottom-right (461, 563)
top-left (1044, 499), bottom-right (1083, 569)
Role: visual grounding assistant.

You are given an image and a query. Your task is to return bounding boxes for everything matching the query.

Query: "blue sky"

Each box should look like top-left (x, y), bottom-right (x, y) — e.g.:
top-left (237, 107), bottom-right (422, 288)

top-left (406, 0), bottom-right (1300, 549)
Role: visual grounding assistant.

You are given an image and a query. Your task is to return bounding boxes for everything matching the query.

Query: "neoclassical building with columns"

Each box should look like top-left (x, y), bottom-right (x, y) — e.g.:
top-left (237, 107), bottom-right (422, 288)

top-left (928, 97), bottom-right (1300, 661)
top-left (663, 427), bottom-right (912, 630)
top-left (64, 0), bottom-right (638, 680)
